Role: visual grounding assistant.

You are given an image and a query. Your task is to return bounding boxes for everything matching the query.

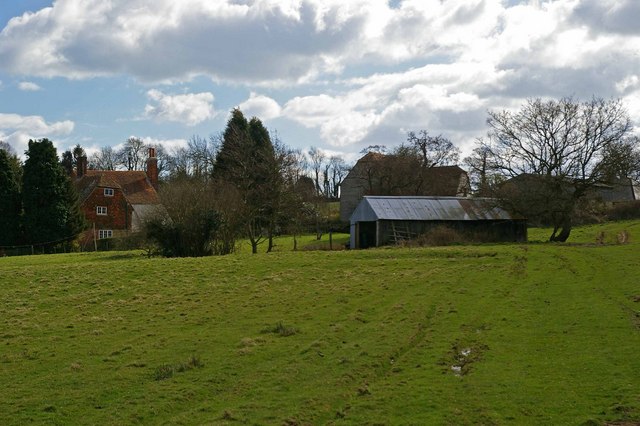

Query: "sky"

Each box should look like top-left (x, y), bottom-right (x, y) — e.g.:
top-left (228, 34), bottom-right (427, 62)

top-left (1, 0), bottom-right (639, 163)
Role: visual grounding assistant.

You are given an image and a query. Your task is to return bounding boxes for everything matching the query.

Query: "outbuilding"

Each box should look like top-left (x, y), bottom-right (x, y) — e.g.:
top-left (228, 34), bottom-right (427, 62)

top-left (349, 196), bottom-right (527, 248)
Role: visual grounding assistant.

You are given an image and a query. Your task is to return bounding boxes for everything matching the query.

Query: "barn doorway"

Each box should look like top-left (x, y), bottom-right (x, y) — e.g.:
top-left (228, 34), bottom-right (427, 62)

top-left (357, 221), bottom-right (376, 249)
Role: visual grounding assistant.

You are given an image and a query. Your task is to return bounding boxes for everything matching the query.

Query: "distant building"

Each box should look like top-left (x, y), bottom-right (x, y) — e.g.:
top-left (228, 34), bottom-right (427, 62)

top-left (592, 178), bottom-right (640, 203)
top-left (349, 196), bottom-right (526, 249)
top-left (340, 152), bottom-right (471, 222)
top-left (504, 174), bottom-right (640, 205)
top-left (74, 148), bottom-right (161, 244)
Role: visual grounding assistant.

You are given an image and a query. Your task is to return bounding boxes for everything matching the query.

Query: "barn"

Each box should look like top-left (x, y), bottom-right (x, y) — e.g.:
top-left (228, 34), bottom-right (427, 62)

top-left (349, 196), bottom-right (527, 249)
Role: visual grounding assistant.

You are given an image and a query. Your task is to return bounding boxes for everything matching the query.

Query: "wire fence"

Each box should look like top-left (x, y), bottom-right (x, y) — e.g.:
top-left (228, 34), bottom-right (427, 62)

top-left (0, 234), bottom-right (81, 256)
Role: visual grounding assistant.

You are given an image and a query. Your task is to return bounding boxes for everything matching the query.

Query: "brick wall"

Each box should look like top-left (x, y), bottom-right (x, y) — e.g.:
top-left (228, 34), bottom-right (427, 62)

top-left (82, 187), bottom-right (132, 230)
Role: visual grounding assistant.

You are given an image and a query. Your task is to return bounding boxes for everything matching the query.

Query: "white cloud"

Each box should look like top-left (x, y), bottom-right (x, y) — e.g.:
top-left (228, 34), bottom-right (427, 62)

top-left (1, 0), bottom-right (639, 157)
top-left (144, 89), bottom-right (215, 126)
top-left (139, 136), bottom-right (188, 153)
top-left (18, 81), bottom-right (42, 91)
top-left (0, 113), bottom-right (75, 155)
top-left (239, 92), bottom-right (281, 120)
top-left (282, 62), bottom-right (496, 149)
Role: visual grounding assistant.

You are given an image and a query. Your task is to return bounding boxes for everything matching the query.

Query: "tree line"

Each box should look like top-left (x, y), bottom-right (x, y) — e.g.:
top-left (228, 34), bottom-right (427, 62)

top-left (2, 96), bottom-right (638, 253)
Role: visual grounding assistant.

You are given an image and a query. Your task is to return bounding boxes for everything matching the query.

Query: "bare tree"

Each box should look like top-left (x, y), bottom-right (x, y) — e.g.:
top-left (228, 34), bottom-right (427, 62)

top-left (117, 137), bottom-right (147, 171)
top-left (308, 146), bottom-right (326, 197)
top-left (328, 155), bottom-right (349, 199)
top-left (463, 140), bottom-right (496, 196)
top-left (89, 146), bottom-right (118, 170)
top-left (599, 136), bottom-right (640, 182)
top-left (407, 130), bottom-right (460, 168)
top-left (486, 96), bottom-right (632, 241)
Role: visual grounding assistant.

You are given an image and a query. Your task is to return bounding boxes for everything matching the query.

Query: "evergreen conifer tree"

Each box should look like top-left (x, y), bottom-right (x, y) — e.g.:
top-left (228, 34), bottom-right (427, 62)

top-left (22, 139), bottom-right (85, 250)
top-left (0, 149), bottom-right (22, 246)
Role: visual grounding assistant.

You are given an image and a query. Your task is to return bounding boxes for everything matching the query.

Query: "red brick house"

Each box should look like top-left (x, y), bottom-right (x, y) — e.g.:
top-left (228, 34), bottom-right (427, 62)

top-left (74, 148), bottom-right (161, 244)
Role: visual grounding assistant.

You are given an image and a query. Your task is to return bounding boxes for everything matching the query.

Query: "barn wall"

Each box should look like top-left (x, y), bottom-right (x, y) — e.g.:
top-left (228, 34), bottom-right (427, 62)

top-left (376, 219), bottom-right (527, 246)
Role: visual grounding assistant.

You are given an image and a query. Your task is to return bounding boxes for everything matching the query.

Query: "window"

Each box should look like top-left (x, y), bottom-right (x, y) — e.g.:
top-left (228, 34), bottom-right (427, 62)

top-left (104, 188), bottom-right (114, 196)
top-left (98, 230), bottom-right (113, 239)
top-left (96, 206), bottom-right (107, 215)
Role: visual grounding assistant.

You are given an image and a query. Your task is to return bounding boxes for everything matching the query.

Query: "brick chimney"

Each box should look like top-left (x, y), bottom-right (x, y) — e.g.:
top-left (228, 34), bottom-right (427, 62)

top-left (146, 147), bottom-right (158, 189)
top-left (77, 155), bottom-right (87, 178)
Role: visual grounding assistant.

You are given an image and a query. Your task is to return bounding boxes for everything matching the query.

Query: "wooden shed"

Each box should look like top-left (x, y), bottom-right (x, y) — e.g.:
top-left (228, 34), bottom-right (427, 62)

top-left (349, 196), bottom-right (527, 248)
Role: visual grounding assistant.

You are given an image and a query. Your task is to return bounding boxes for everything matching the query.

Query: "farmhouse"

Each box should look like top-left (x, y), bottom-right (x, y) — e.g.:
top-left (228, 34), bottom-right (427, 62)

top-left (74, 148), bottom-right (161, 242)
top-left (340, 152), bottom-right (471, 222)
top-left (349, 196), bottom-right (527, 249)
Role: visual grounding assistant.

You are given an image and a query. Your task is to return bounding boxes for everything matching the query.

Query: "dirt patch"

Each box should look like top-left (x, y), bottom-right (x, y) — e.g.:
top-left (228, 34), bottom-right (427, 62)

top-left (440, 341), bottom-right (489, 376)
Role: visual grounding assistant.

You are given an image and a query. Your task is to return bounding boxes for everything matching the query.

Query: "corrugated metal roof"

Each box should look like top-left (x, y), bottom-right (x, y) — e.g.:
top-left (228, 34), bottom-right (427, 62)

top-left (350, 196), bottom-right (515, 223)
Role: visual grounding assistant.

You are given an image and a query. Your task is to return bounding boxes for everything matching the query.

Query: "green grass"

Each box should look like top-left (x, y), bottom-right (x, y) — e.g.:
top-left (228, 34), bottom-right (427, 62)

top-left (528, 220), bottom-right (640, 243)
top-left (235, 232), bottom-right (350, 254)
top-left (1, 222), bottom-right (639, 424)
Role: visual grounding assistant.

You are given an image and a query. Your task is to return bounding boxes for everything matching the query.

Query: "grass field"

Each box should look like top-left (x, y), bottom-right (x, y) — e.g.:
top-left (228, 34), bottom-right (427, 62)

top-left (1, 222), bottom-right (639, 425)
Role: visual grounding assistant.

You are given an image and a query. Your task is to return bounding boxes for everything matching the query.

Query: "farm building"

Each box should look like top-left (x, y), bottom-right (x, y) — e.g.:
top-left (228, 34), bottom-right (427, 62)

top-left (340, 152), bottom-right (471, 222)
top-left (592, 178), bottom-right (640, 203)
top-left (349, 196), bottom-right (527, 249)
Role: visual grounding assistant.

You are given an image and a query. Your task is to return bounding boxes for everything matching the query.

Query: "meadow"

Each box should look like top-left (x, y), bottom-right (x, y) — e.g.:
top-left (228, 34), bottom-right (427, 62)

top-left (1, 221), bottom-right (639, 425)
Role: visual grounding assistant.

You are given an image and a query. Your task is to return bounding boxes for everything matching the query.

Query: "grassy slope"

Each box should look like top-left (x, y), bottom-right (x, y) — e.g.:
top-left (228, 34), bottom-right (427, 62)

top-left (1, 223), bottom-right (639, 425)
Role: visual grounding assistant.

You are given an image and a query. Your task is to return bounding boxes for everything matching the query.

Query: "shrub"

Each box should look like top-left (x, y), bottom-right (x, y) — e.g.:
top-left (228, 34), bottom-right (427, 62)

top-left (145, 209), bottom-right (223, 257)
top-left (606, 201), bottom-right (640, 221)
top-left (411, 226), bottom-right (464, 247)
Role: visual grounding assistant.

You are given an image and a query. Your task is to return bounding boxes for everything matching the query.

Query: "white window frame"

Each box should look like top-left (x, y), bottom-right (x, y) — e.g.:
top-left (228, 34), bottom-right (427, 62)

top-left (104, 188), bottom-right (114, 196)
top-left (96, 206), bottom-right (107, 215)
top-left (98, 230), bottom-right (113, 239)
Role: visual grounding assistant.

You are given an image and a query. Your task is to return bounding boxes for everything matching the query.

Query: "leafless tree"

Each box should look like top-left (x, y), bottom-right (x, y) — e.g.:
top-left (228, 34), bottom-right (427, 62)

top-left (599, 136), bottom-right (640, 182)
top-left (117, 137), bottom-right (147, 171)
top-left (486, 96), bottom-right (633, 241)
top-left (308, 146), bottom-right (326, 197)
top-left (328, 155), bottom-right (349, 199)
top-left (463, 140), bottom-right (497, 196)
top-left (89, 146), bottom-right (118, 170)
top-left (407, 130), bottom-right (460, 168)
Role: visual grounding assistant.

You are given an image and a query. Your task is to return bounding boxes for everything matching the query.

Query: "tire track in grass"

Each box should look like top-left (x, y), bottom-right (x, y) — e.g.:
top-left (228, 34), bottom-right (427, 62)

top-left (330, 303), bottom-right (438, 422)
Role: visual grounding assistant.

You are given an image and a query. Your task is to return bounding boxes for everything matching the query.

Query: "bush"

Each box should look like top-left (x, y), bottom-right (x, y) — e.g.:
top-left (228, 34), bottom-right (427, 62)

top-left (145, 209), bottom-right (226, 257)
top-left (606, 201), bottom-right (640, 221)
top-left (410, 226), bottom-right (464, 247)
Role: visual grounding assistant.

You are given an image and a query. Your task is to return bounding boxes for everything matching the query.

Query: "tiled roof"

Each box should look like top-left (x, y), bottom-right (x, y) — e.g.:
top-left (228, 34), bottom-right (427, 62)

top-left (421, 165), bottom-right (467, 196)
top-left (349, 153), bottom-right (468, 196)
top-left (75, 170), bottom-right (160, 205)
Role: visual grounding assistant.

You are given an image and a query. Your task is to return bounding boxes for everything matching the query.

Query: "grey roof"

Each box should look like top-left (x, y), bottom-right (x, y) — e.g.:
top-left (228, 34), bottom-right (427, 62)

top-left (350, 196), bottom-right (517, 223)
